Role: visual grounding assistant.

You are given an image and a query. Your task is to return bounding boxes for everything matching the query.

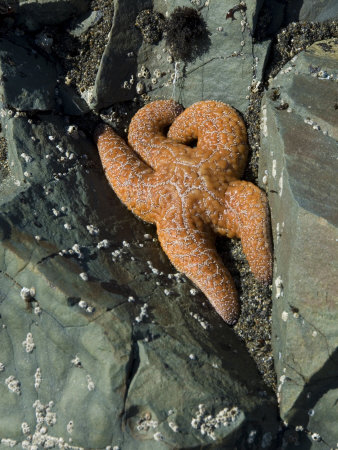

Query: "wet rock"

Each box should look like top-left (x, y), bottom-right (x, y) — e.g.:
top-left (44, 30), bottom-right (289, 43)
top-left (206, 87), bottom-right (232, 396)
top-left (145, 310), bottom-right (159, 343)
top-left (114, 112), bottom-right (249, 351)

top-left (89, 0), bottom-right (152, 109)
top-left (0, 37), bottom-right (57, 111)
top-left (91, 0), bottom-right (279, 113)
top-left (1, 0), bottom-right (336, 446)
top-left (259, 39), bottom-right (338, 447)
top-left (253, 0), bottom-right (285, 40)
top-left (0, 34), bottom-right (92, 116)
top-left (0, 105), bottom-right (280, 447)
top-left (68, 9), bottom-right (104, 38)
top-left (286, 0), bottom-right (338, 23)
top-left (17, 0), bottom-right (90, 31)
top-left (58, 84), bottom-right (91, 115)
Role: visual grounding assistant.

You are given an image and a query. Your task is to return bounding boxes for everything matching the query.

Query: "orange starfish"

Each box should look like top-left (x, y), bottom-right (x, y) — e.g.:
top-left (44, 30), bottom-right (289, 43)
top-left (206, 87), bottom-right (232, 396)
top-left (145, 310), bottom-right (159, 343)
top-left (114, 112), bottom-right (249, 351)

top-left (95, 100), bottom-right (272, 325)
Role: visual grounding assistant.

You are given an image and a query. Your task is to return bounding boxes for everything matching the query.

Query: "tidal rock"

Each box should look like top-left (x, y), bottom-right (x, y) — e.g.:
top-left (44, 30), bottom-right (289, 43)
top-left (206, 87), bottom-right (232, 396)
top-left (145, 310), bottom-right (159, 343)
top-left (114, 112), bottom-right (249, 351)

top-left (0, 110), bottom-right (280, 447)
top-left (286, 0), bottom-right (338, 23)
top-left (17, 0), bottom-right (90, 31)
top-left (68, 9), bottom-right (104, 38)
top-left (91, 0), bottom-right (281, 113)
top-left (259, 39), bottom-right (338, 447)
top-left (0, 37), bottom-right (56, 111)
top-left (90, 0), bottom-right (151, 109)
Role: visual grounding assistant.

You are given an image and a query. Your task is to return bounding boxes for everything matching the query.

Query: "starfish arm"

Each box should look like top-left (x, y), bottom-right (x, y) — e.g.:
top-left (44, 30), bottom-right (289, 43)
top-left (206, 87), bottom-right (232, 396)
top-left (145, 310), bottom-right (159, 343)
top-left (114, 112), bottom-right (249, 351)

top-left (156, 215), bottom-right (240, 325)
top-left (95, 124), bottom-right (158, 223)
top-left (216, 180), bottom-right (273, 283)
top-left (168, 100), bottom-right (248, 178)
top-left (128, 99), bottom-right (185, 169)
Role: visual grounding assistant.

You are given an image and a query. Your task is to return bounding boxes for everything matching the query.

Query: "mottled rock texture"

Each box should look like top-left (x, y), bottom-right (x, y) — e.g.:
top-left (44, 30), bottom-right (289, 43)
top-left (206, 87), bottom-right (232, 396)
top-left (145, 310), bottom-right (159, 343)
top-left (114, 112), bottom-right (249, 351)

top-left (259, 39), bottom-right (338, 448)
top-left (90, 0), bottom-right (277, 112)
top-left (17, 0), bottom-right (90, 30)
top-left (0, 37), bottom-right (56, 111)
top-left (286, 0), bottom-right (338, 23)
top-left (0, 3), bottom-right (281, 444)
top-left (0, 112), bottom-right (279, 447)
top-left (0, 0), bottom-right (337, 447)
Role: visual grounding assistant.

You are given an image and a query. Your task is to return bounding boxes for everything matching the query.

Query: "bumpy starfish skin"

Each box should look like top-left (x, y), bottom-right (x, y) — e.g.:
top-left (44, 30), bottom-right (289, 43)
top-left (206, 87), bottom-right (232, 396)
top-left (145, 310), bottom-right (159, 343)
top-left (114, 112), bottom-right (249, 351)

top-left (95, 100), bottom-right (272, 324)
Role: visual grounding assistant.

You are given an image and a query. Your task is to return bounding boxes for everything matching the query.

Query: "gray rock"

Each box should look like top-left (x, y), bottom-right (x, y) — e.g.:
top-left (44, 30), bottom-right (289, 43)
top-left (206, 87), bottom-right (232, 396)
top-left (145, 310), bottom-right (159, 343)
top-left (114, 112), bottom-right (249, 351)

top-left (0, 35), bottom-right (91, 116)
top-left (90, 0), bottom-right (152, 109)
top-left (91, 0), bottom-right (279, 113)
top-left (290, 0), bottom-right (338, 23)
top-left (0, 37), bottom-right (57, 111)
top-left (0, 111), bottom-right (280, 446)
top-left (259, 39), bottom-right (338, 447)
top-left (58, 84), bottom-right (91, 115)
top-left (17, 0), bottom-right (90, 31)
top-left (68, 9), bottom-right (104, 38)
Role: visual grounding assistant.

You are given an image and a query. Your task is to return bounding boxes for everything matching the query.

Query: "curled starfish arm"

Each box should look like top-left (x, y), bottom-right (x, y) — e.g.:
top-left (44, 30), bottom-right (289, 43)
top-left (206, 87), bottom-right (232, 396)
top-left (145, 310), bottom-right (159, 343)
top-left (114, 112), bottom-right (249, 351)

top-left (168, 100), bottom-right (248, 178)
top-left (95, 124), bottom-right (156, 222)
top-left (128, 99), bottom-right (184, 169)
top-left (217, 180), bottom-right (273, 283)
top-left (156, 214), bottom-right (240, 325)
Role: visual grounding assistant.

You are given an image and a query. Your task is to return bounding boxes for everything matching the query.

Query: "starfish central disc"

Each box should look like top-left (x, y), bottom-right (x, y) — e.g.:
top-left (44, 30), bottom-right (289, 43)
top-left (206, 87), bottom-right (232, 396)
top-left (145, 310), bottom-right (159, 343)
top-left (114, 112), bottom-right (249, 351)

top-left (95, 100), bottom-right (272, 325)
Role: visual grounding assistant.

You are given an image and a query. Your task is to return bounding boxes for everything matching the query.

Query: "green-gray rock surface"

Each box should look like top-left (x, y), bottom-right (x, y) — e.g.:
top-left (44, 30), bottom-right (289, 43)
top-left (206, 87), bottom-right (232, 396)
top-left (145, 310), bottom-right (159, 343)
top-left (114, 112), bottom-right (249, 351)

top-left (17, 0), bottom-right (90, 30)
top-left (0, 0), bottom-right (337, 447)
top-left (259, 39), bottom-right (338, 448)
top-left (0, 112), bottom-right (279, 447)
top-left (0, 7), bottom-right (281, 442)
top-left (286, 0), bottom-right (338, 23)
top-left (90, 0), bottom-right (277, 113)
top-left (0, 37), bottom-right (56, 111)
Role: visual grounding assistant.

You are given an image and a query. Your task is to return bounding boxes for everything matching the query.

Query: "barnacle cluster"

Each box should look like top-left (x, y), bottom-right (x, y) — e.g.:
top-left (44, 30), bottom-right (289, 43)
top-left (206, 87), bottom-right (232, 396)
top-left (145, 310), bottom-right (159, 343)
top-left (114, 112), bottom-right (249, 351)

top-left (135, 9), bottom-right (165, 44)
top-left (269, 20), bottom-right (338, 78)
